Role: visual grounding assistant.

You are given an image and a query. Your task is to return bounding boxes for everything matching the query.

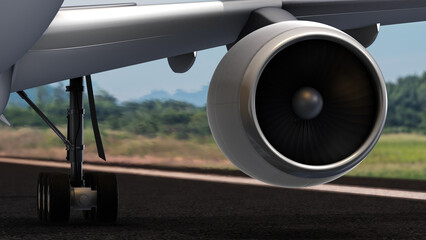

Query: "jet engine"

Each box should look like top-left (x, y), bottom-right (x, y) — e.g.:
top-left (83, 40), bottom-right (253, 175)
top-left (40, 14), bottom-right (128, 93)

top-left (207, 21), bottom-right (387, 187)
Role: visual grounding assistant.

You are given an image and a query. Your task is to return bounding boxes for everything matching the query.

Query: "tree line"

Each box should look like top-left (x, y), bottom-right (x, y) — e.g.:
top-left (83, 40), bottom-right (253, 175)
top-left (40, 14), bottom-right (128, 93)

top-left (385, 72), bottom-right (426, 133)
top-left (4, 87), bottom-right (210, 140)
top-left (3, 72), bottom-right (426, 138)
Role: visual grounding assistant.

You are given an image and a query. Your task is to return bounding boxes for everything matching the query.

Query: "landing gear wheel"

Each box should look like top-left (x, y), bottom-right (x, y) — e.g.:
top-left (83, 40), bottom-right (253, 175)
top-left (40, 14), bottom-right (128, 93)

top-left (83, 172), bottom-right (118, 223)
top-left (96, 173), bottom-right (118, 223)
top-left (46, 173), bottom-right (70, 223)
top-left (37, 173), bottom-right (47, 221)
top-left (37, 173), bottom-right (70, 224)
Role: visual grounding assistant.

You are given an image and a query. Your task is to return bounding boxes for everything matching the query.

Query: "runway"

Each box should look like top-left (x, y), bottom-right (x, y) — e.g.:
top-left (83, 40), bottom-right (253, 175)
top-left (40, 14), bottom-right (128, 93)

top-left (0, 157), bottom-right (424, 201)
top-left (0, 158), bottom-right (424, 239)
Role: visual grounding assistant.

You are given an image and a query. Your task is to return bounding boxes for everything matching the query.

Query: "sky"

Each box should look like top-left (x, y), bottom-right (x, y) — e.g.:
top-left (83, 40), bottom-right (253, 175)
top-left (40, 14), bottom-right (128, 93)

top-left (62, 0), bottom-right (426, 102)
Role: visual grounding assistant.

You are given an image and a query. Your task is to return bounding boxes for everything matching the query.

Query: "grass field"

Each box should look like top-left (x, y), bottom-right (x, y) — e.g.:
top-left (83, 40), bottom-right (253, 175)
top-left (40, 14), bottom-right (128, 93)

top-left (348, 134), bottom-right (426, 180)
top-left (0, 126), bottom-right (425, 180)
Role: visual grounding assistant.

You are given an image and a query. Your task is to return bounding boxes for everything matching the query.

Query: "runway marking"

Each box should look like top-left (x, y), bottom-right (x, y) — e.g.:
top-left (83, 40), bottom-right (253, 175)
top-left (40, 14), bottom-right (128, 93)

top-left (0, 157), bottom-right (425, 201)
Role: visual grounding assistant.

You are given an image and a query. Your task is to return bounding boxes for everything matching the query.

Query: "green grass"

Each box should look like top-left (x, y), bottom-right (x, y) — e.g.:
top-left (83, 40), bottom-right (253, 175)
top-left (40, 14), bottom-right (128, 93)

top-left (0, 126), bottom-right (224, 158)
top-left (0, 126), bottom-right (424, 180)
top-left (348, 134), bottom-right (426, 180)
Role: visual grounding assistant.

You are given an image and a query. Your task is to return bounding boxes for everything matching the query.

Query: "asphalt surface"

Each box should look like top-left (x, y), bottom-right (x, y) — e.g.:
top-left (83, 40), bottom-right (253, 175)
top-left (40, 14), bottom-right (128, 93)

top-left (0, 162), bottom-right (425, 239)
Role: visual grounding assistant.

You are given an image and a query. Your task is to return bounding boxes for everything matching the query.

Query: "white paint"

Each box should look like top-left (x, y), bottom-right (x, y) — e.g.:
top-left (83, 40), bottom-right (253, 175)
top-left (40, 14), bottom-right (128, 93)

top-left (0, 157), bottom-right (424, 201)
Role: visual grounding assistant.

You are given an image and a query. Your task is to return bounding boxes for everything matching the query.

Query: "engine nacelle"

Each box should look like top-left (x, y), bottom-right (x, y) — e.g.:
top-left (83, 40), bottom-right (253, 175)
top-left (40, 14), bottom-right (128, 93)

top-left (207, 21), bottom-right (387, 187)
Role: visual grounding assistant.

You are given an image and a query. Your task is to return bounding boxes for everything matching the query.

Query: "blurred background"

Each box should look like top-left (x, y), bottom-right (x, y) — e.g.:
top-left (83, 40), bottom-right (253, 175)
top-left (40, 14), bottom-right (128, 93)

top-left (0, 14), bottom-right (425, 181)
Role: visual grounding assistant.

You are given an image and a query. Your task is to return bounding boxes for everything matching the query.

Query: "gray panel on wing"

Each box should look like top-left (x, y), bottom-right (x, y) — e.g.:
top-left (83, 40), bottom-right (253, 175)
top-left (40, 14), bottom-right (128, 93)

top-left (283, 0), bottom-right (426, 29)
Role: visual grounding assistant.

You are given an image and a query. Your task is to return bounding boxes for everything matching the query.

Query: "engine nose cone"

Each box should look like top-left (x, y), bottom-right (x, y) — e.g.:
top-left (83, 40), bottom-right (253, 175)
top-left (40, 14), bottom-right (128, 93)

top-left (292, 87), bottom-right (323, 120)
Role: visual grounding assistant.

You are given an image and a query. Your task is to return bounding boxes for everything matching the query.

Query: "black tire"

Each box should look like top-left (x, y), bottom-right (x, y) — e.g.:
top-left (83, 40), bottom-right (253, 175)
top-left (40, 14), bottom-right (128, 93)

top-left (37, 173), bottom-right (47, 221)
top-left (83, 172), bottom-right (118, 223)
top-left (41, 173), bottom-right (49, 223)
top-left (45, 173), bottom-right (70, 223)
top-left (95, 173), bottom-right (118, 223)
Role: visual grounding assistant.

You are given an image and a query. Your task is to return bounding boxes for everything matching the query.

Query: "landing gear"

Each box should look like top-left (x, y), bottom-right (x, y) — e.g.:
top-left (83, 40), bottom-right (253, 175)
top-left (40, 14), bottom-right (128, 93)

top-left (20, 76), bottom-right (118, 224)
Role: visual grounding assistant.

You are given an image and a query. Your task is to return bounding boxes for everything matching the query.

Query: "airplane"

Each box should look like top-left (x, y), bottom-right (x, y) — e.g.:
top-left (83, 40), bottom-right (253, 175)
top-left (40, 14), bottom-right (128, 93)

top-left (1, 0), bottom-right (425, 224)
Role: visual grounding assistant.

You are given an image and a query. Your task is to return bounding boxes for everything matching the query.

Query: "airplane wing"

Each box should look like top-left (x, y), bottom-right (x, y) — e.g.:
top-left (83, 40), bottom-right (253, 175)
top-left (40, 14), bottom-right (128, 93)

top-left (283, 0), bottom-right (426, 29)
top-left (9, 0), bottom-right (426, 92)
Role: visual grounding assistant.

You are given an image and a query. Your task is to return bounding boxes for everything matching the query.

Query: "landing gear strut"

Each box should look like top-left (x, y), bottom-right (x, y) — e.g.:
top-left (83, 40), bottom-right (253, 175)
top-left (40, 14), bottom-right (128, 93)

top-left (20, 76), bottom-right (118, 224)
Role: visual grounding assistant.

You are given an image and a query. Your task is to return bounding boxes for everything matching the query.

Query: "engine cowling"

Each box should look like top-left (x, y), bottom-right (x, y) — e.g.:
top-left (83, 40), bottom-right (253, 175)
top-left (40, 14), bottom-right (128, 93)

top-left (207, 21), bottom-right (387, 187)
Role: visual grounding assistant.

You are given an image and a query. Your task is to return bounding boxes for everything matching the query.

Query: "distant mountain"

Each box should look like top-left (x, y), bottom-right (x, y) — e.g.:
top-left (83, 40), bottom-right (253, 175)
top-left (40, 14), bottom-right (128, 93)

top-left (7, 84), bottom-right (209, 107)
top-left (137, 85), bottom-right (208, 107)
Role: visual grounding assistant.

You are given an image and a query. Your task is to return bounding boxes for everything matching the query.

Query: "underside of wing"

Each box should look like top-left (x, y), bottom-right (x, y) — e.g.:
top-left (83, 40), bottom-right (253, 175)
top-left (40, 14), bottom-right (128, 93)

top-left (11, 0), bottom-right (282, 91)
top-left (9, 0), bottom-right (426, 92)
top-left (283, 0), bottom-right (426, 29)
